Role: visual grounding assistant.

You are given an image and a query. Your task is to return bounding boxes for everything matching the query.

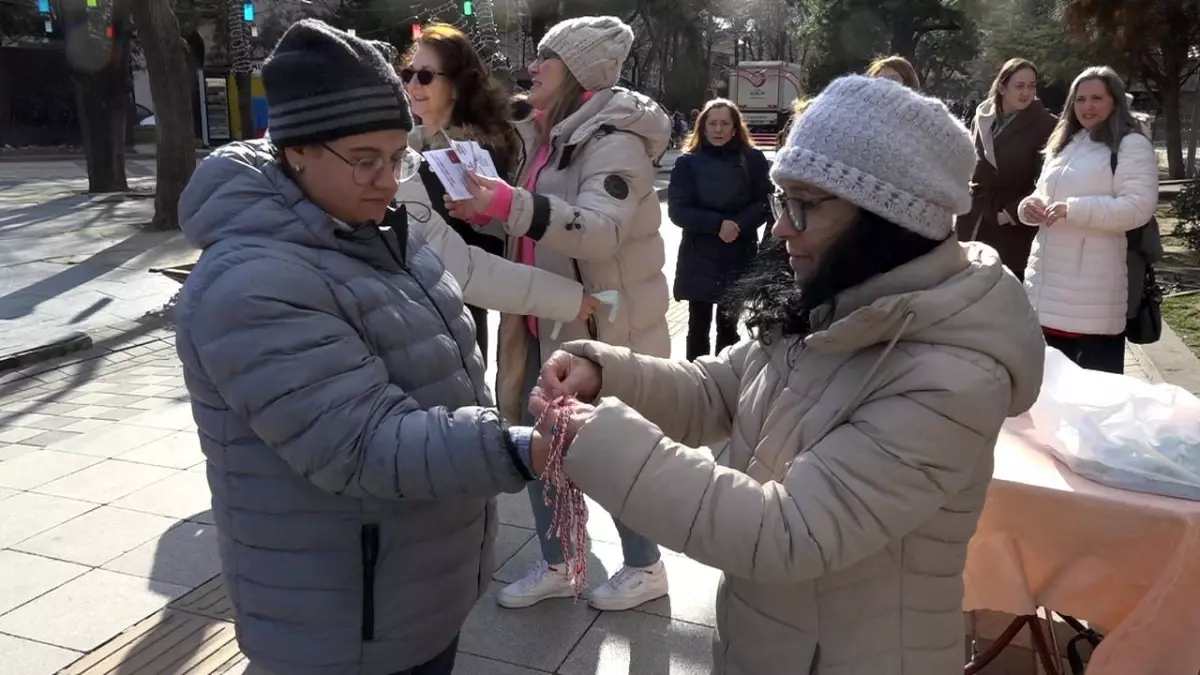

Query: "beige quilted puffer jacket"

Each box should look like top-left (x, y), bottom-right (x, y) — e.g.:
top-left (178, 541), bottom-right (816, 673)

top-left (493, 87), bottom-right (672, 422)
top-left (559, 240), bottom-right (1046, 675)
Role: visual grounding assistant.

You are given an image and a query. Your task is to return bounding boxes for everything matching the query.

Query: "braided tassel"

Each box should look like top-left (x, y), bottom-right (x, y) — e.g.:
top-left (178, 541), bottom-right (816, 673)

top-left (535, 396), bottom-right (590, 598)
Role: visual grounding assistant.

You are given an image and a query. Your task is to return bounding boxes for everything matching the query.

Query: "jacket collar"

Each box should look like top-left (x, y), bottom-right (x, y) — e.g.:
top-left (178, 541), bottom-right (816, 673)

top-left (975, 99), bottom-right (1049, 168)
top-left (806, 238), bottom-right (971, 353)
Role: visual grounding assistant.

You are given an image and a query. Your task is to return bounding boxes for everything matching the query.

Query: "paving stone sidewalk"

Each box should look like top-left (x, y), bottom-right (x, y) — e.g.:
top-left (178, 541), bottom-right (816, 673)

top-left (0, 171), bottom-right (193, 362)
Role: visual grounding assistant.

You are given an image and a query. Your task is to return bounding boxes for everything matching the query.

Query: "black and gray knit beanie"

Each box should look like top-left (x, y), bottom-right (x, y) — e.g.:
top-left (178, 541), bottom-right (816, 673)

top-left (262, 19), bottom-right (412, 148)
top-left (369, 40), bottom-right (398, 65)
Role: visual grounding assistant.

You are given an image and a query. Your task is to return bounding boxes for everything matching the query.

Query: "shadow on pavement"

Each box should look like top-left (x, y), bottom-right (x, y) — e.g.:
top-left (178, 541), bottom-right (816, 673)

top-left (61, 510), bottom-right (252, 675)
top-left (0, 229), bottom-right (171, 320)
top-left (0, 309), bottom-right (173, 427)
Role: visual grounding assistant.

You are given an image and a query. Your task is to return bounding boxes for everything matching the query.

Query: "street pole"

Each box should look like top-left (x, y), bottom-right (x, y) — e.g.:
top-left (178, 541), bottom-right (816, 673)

top-left (227, 0), bottom-right (254, 140)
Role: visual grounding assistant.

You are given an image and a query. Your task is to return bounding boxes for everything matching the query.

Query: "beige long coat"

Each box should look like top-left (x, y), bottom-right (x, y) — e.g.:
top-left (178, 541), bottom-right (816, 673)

top-left (559, 241), bottom-right (1046, 675)
top-left (493, 87), bottom-right (672, 421)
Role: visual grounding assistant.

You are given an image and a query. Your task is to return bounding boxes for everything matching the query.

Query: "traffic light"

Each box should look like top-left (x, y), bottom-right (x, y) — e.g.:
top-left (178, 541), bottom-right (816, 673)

top-left (242, 2), bottom-right (253, 21)
top-left (463, 1), bottom-right (473, 15)
top-left (411, 23), bottom-right (422, 40)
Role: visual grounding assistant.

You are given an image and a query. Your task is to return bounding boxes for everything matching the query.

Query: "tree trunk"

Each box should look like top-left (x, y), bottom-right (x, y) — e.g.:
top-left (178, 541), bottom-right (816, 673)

top-left (128, 0), bottom-right (196, 229)
top-left (63, 0), bottom-right (131, 193)
top-left (1162, 82), bottom-right (1184, 179)
top-left (1187, 85), bottom-right (1199, 178)
top-left (889, 14), bottom-right (918, 60)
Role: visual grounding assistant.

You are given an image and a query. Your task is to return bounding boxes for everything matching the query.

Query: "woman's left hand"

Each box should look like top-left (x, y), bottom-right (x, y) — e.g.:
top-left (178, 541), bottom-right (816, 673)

top-left (444, 171), bottom-right (510, 221)
top-left (444, 195), bottom-right (479, 221)
top-left (466, 170), bottom-right (506, 212)
top-left (1045, 201), bottom-right (1069, 227)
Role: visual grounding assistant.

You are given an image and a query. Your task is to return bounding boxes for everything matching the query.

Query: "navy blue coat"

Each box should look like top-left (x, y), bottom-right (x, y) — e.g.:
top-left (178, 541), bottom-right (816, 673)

top-left (669, 142), bottom-right (771, 303)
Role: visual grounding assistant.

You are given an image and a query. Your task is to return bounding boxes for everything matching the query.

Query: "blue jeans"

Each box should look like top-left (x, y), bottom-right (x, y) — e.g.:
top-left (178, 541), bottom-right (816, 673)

top-left (522, 338), bottom-right (661, 569)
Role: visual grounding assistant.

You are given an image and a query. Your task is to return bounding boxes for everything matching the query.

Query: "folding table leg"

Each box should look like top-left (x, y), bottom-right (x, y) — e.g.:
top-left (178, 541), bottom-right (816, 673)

top-left (964, 613), bottom-right (1061, 675)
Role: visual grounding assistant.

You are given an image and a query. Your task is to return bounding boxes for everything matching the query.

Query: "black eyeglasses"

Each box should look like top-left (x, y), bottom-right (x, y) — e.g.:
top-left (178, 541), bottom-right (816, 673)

top-left (321, 143), bottom-right (423, 186)
top-left (400, 67), bottom-right (442, 86)
top-left (770, 193), bottom-right (838, 232)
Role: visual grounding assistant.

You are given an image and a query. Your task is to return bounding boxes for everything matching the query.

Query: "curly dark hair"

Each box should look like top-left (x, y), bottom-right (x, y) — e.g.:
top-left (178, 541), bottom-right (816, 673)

top-left (729, 209), bottom-right (944, 344)
top-left (404, 24), bottom-right (522, 177)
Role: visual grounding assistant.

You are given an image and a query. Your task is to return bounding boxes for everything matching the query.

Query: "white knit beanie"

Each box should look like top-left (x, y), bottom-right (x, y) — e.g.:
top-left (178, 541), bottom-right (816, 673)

top-left (771, 75), bottom-right (976, 240)
top-left (538, 16), bottom-right (634, 91)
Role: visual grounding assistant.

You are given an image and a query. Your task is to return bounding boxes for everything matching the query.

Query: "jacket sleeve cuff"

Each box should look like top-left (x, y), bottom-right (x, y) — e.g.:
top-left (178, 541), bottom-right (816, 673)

top-left (485, 182), bottom-right (516, 220)
top-left (504, 426), bottom-right (537, 481)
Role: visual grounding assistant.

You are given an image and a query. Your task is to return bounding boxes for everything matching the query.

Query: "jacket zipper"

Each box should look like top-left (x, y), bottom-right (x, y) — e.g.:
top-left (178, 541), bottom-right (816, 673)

top-left (360, 523), bottom-right (380, 641)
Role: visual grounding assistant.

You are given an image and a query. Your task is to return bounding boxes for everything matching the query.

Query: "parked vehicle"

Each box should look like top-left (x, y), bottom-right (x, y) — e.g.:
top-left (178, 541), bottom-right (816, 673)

top-left (728, 61), bottom-right (803, 133)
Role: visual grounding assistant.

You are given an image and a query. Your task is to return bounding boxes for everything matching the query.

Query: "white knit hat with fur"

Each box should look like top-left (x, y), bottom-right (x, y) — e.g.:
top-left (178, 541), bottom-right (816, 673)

top-left (538, 16), bottom-right (634, 91)
top-left (770, 75), bottom-right (976, 239)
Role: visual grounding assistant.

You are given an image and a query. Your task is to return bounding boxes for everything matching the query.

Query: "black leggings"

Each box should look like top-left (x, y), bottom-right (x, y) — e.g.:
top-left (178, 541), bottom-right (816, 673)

top-left (1044, 331), bottom-right (1125, 375)
top-left (687, 301), bottom-right (740, 361)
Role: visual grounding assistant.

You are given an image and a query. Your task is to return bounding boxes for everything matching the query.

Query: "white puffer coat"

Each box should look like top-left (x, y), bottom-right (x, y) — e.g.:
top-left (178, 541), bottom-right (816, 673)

top-left (1018, 131), bottom-right (1158, 335)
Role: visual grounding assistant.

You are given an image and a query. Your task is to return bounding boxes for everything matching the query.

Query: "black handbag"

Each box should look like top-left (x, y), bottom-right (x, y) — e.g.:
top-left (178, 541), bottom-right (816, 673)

top-left (1125, 260), bottom-right (1163, 344)
top-left (1111, 150), bottom-right (1164, 344)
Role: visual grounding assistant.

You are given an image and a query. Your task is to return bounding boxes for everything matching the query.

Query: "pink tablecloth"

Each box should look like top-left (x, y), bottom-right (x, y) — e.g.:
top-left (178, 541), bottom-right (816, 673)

top-left (964, 415), bottom-right (1200, 675)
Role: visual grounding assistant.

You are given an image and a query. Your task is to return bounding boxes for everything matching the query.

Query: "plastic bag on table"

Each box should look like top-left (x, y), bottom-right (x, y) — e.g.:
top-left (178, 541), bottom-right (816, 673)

top-left (1027, 346), bottom-right (1200, 501)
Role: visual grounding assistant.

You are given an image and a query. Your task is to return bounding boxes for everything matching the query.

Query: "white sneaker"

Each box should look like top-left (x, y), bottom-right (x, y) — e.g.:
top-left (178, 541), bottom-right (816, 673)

top-left (588, 561), bottom-right (669, 611)
top-left (497, 560), bottom-right (577, 609)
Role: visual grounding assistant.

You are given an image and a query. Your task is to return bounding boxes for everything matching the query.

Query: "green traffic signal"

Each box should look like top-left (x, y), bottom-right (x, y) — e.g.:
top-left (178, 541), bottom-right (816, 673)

top-left (463, 0), bottom-right (473, 15)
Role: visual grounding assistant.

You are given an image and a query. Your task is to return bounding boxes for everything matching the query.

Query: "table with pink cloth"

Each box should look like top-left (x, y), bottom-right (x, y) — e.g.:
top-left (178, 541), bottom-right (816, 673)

top-left (964, 415), bottom-right (1200, 675)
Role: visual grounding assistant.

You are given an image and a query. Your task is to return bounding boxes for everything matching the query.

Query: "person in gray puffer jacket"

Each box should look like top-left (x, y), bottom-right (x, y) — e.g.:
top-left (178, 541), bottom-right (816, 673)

top-left (174, 19), bottom-right (548, 675)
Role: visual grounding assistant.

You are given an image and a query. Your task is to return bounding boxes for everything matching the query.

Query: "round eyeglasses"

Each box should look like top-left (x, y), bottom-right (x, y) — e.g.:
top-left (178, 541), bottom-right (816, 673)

top-left (770, 193), bottom-right (838, 232)
top-left (321, 144), bottom-right (423, 186)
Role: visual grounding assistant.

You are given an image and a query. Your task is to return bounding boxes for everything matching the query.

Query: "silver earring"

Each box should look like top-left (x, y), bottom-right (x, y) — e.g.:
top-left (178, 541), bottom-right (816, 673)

top-left (292, 164), bottom-right (304, 173)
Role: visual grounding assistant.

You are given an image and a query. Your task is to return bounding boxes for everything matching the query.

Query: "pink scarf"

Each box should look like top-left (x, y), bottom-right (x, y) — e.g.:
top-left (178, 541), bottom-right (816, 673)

top-left (517, 90), bottom-right (597, 336)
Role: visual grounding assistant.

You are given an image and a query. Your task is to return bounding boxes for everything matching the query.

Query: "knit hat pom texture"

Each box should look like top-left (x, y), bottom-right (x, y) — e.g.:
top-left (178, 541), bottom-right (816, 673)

top-left (770, 75), bottom-right (976, 240)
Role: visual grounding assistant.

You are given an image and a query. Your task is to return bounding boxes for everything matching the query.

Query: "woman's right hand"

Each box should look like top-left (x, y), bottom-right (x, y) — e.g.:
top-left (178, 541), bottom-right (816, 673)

top-left (535, 350), bottom-right (603, 403)
top-left (1022, 198), bottom-right (1048, 224)
top-left (719, 220), bottom-right (740, 243)
top-left (577, 294), bottom-right (602, 323)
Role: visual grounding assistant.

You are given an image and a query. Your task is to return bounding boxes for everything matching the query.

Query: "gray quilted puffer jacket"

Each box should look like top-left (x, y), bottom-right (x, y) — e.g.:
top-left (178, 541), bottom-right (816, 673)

top-left (174, 140), bottom-right (533, 675)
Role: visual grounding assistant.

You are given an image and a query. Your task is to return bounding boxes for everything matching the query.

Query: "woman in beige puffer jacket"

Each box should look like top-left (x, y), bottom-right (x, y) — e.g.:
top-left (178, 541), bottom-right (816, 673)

top-left (530, 76), bottom-right (1046, 674)
top-left (447, 16), bottom-right (674, 611)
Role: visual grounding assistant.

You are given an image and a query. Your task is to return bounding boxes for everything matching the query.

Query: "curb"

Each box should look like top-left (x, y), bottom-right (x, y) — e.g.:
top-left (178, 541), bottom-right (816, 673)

top-left (0, 332), bottom-right (93, 373)
top-left (0, 314), bottom-right (175, 385)
top-left (1137, 321), bottom-right (1200, 395)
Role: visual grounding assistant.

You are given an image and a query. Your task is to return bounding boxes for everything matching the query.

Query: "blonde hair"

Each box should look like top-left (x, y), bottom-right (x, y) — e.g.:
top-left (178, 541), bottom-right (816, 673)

top-left (536, 68), bottom-right (586, 148)
top-left (865, 55), bottom-right (921, 90)
top-left (1045, 66), bottom-right (1144, 157)
top-left (683, 98), bottom-right (755, 153)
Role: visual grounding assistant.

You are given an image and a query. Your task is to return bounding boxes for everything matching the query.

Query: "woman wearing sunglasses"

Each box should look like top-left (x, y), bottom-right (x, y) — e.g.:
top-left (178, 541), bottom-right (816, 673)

top-left (396, 23), bottom-right (597, 362)
top-left (527, 76), bottom-right (1046, 674)
top-left (446, 15), bottom-right (674, 613)
top-left (173, 20), bottom-right (555, 675)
